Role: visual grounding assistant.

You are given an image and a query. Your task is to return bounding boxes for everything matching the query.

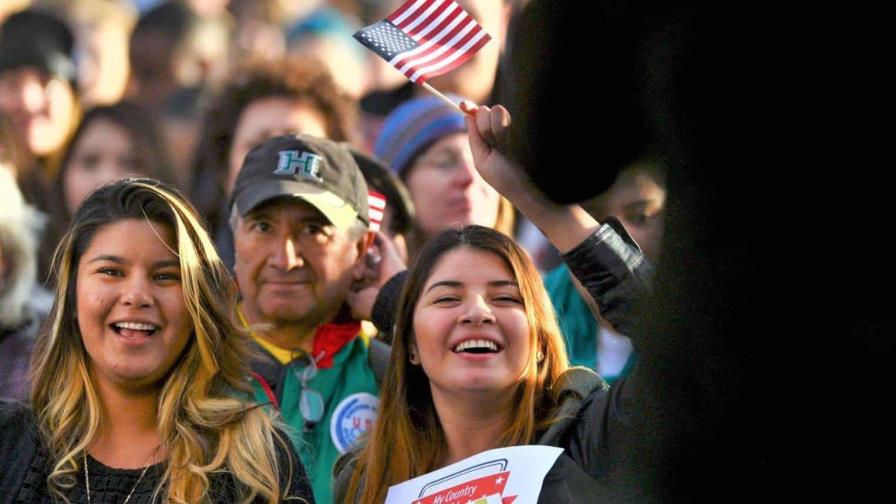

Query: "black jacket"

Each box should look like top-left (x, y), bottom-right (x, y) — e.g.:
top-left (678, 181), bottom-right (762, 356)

top-left (529, 218), bottom-right (650, 502)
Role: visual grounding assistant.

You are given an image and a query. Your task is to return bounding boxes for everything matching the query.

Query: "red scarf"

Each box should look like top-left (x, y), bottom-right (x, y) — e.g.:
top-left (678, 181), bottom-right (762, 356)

top-left (311, 321), bottom-right (361, 369)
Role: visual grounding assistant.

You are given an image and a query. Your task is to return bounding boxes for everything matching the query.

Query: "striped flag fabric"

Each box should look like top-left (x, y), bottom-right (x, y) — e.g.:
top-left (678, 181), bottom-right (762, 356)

top-left (353, 0), bottom-right (491, 84)
top-left (368, 190), bottom-right (387, 232)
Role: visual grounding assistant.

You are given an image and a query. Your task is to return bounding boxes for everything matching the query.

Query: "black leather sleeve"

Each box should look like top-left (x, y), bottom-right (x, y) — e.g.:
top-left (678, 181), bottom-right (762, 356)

top-left (370, 270), bottom-right (409, 336)
top-left (561, 216), bottom-right (654, 336)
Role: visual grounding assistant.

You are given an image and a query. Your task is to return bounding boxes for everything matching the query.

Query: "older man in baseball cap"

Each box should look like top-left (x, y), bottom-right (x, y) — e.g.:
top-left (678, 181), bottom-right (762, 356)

top-left (230, 134), bottom-right (387, 504)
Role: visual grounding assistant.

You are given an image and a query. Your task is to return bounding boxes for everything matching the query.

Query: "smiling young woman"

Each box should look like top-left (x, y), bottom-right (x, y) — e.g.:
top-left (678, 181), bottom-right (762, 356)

top-left (0, 179), bottom-right (313, 503)
top-left (410, 240), bottom-right (549, 412)
top-left (337, 225), bottom-right (603, 504)
top-left (334, 102), bottom-right (657, 503)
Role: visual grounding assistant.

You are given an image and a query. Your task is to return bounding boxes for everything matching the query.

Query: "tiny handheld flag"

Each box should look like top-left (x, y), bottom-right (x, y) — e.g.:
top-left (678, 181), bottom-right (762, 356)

top-left (368, 190), bottom-right (387, 232)
top-left (353, 0), bottom-right (491, 85)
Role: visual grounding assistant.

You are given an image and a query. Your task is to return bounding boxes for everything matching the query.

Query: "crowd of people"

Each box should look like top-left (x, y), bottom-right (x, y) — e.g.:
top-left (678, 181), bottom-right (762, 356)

top-left (0, 1), bottom-right (675, 503)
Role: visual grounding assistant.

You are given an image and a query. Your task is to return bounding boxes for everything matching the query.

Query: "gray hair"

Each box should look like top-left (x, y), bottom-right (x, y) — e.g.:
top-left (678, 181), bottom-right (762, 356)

top-left (0, 169), bottom-right (47, 326)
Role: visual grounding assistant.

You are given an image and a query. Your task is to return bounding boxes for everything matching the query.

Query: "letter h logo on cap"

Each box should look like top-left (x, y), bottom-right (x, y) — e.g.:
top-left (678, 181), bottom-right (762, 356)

top-left (274, 150), bottom-right (323, 182)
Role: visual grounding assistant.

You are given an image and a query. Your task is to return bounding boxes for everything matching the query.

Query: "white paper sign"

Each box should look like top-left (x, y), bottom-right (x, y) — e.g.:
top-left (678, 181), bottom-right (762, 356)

top-left (384, 445), bottom-right (563, 504)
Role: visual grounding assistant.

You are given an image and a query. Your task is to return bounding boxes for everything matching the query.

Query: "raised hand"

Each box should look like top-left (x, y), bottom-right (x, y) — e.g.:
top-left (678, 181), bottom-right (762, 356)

top-left (461, 101), bottom-right (601, 253)
top-left (347, 231), bottom-right (407, 321)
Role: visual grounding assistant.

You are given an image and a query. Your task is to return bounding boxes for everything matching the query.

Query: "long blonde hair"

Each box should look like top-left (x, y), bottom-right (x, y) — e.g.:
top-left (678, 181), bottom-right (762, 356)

top-left (29, 178), bottom-right (302, 503)
top-left (346, 225), bottom-right (569, 504)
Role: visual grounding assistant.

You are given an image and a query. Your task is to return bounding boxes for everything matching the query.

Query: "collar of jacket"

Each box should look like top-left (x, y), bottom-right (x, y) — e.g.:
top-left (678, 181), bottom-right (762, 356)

top-left (312, 320), bottom-right (362, 369)
top-left (238, 306), bottom-right (360, 369)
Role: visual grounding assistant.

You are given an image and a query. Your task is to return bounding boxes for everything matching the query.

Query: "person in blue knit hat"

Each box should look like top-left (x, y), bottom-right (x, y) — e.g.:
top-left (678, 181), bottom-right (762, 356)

top-left (373, 95), bottom-right (514, 259)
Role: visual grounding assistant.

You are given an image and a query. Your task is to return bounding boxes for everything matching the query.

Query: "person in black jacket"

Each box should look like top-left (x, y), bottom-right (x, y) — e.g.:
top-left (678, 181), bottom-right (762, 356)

top-left (334, 104), bottom-right (653, 503)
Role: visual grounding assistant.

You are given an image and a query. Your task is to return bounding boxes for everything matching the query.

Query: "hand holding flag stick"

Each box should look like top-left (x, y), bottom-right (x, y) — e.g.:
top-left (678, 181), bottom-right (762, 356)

top-left (353, 0), bottom-right (491, 116)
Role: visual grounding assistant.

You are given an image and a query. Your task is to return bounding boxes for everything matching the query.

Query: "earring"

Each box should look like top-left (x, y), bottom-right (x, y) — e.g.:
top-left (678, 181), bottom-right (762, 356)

top-left (536, 351), bottom-right (545, 363)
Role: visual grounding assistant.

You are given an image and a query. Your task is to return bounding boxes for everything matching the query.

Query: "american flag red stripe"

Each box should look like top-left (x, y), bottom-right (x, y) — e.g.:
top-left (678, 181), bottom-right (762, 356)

top-left (391, 0), bottom-right (439, 33)
top-left (414, 31), bottom-right (490, 82)
top-left (386, 0), bottom-right (426, 24)
top-left (367, 191), bottom-right (387, 232)
top-left (355, 0), bottom-right (491, 85)
top-left (404, 0), bottom-right (455, 40)
top-left (406, 1), bottom-right (462, 44)
top-left (390, 4), bottom-right (469, 68)
top-left (406, 20), bottom-right (487, 82)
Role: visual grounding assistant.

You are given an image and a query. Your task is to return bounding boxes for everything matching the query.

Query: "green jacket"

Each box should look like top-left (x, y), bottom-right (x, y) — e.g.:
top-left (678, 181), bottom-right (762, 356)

top-left (250, 335), bottom-right (381, 504)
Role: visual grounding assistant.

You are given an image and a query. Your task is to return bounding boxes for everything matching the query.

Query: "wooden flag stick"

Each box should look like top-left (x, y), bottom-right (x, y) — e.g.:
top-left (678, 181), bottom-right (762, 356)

top-left (421, 82), bottom-right (476, 116)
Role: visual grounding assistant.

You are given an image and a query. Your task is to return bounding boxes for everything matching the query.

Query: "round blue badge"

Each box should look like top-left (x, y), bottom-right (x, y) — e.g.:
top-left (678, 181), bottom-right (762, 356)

top-left (330, 392), bottom-right (379, 454)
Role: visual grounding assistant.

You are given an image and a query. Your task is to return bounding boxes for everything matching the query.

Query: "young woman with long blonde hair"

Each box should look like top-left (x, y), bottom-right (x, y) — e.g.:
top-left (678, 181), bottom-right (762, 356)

top-left (0, 179), bottom-right (314, 503)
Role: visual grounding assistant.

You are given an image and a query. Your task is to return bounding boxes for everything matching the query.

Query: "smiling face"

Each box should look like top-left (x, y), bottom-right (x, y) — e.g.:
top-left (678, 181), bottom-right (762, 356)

top-left (412, 246), bottom-right (531, 398)
top-left (75, 218), bottom-right (193, 391)
top-left (63, 118), bottom-right (142, 215)
top-left (0, 67), bottom-right (76, 157)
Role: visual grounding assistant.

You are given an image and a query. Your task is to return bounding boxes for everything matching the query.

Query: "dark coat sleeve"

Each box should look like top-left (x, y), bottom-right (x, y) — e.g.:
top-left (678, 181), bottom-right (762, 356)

top-left (371, 270), bottom-right (409, 336)
top-left (561, 216), bottom-right (654, 336)
top-left (555, 218), bottom-right (648, 488)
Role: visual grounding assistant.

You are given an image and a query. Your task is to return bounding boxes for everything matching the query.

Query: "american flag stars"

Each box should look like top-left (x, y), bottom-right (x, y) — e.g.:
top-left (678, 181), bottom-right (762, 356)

top-left (358, 21), bottom-right (419, 60)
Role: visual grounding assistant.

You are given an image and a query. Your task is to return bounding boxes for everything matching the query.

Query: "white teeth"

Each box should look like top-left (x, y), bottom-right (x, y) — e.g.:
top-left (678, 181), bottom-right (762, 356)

top-left (453, 339), bottom-right (499, 352)
top-left (114, 322), bottom-right (157, 331)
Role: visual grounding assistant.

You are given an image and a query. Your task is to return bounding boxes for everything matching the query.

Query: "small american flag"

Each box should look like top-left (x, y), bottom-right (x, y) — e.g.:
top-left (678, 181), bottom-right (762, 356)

top-left (368, 191), bottom-right (387, 232)
top-left (354, 0), bottom-right (491, 84)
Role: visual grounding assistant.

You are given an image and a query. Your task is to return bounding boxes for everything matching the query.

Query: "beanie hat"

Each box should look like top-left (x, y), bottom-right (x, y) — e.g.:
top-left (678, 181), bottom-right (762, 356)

top-left (373, 95), bottom-right (467, 176)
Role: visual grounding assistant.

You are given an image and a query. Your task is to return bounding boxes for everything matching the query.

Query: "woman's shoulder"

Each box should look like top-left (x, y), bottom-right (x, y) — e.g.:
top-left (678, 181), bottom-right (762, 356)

top-left (553, 367), bottom-right (610, 417)
top-left (0, 399), bottom-right (41, 456)
top-left (204, 427), bottom-right (315, 503)
top-left (0, 399), bottom-right (34, 431)
top-left (539, 367), bottom-right (633, 483)
top-left (538, 367), bottom-right (609, 446)
top-left (270, 427), bottom-right (316, 504)
top-left (0, 400), bottom-right (43, 496)
top-left (333, 449), bottom-right (357, 481)
top-left (332, 447), bottom-right (365, 504)
top-left (556, 367), bottom-right (608, 398)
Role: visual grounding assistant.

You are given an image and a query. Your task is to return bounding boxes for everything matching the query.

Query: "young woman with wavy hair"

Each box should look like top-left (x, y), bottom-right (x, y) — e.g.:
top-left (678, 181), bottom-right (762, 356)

top-left (337, 220), bottom-right (644, 503)
top-left (0, 178), bottom-right (314, 503)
